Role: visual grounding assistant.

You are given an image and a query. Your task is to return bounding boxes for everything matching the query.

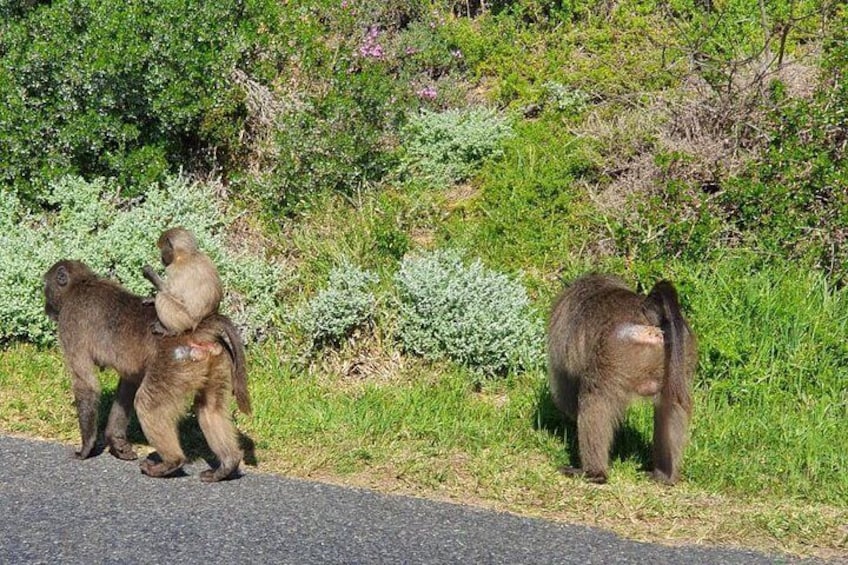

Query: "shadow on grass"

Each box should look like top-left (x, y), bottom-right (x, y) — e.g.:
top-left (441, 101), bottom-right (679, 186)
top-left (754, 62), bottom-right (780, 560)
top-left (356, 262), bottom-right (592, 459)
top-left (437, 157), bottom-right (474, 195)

top-left (96, 387), bottom-right (257, 469)
top-left (532, 381), bottom-right (653, 473)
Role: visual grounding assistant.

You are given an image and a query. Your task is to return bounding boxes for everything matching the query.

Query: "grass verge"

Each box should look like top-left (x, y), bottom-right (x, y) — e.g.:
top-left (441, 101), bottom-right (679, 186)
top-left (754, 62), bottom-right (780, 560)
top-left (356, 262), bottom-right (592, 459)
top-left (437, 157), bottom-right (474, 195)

top-left (1, 340), bottom-right (845, 560)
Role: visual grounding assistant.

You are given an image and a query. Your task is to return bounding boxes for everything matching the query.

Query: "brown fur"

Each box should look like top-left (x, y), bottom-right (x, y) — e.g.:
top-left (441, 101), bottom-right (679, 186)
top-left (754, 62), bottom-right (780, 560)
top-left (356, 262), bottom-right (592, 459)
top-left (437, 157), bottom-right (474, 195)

top-left (143, 227), bottom-right (223, 335)
top-left (547, 274), bottom-right (697, 485)
top-left (44, 259), bottom-right (250, 481)
top-left (136, 315), bottom-right (250, 482)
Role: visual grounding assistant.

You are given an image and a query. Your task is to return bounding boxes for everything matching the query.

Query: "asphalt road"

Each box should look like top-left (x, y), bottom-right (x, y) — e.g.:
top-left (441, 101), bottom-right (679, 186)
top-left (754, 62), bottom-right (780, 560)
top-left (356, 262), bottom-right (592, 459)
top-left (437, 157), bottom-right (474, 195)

top-left (0, 435), bottom-right (790, 564)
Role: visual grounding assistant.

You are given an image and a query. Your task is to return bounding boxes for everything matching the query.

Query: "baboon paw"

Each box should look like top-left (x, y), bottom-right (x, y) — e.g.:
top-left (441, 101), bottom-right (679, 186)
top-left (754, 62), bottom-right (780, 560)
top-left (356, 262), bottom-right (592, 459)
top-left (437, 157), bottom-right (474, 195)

top-left (585, 472), bottom-right (608, 484)
top-left (558, 466), bottom-right (607, 484)
top-left (200, 465), bottom-right (240, 483)
top-left (108, 440), bottom-right (138, 461)
top-left (140, 457), bottom-right (184, 478)
top-left (74, 444), bottom-right (95, 459)
top-left (650, 470), bottom-right (677, 486)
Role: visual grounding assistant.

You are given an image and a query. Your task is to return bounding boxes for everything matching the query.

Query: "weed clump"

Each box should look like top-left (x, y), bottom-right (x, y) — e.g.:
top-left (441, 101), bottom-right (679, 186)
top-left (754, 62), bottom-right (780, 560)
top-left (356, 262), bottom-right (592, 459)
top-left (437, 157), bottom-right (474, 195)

top-left (394, 249), bottom-right (542, 375)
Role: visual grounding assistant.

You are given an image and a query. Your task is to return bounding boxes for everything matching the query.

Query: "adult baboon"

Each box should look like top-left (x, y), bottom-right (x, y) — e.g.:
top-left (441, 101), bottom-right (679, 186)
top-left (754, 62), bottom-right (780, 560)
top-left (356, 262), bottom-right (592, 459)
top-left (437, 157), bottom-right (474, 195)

top-left (43, 259), bottom-right (250, 481)
top-left (135, 315), bottom-right (250, 482)
top-left (547, 274), bottom-right (697, 485)
top-left (142, 227), bottom-right (223, 336)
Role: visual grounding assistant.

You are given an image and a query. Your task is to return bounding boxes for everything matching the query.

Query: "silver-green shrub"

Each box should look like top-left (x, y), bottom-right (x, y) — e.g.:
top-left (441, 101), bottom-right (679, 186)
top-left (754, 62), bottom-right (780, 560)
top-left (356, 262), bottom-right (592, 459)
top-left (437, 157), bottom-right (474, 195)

top-left (298, 261), bottom-right (379, 348)
top-left (0, 176), bottom-right (283, 345)
top-left (394, 249), bottom-right (543, 375)
top-left (543, 81), bottom-right (589, 115)
top-left (400, 107), bottom-right (513, 186)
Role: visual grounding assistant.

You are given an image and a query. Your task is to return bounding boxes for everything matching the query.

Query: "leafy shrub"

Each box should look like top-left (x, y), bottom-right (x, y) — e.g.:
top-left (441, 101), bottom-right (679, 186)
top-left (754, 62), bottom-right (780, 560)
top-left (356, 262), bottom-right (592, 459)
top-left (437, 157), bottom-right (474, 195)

top-left (0, 0), bottom-right (283, 201)
top-left (269, 67), bottom-right (401, 211)
top-left (542, 81), bottom-right (589, 115)
top-left (0, 176), bottom-right (283, 345)
top-left (695, 11), bottom-right (848, 274)
top-left (250, 3), bottom-right (468, 213)
top-left (400, 107), bottom-right (513, 187)
top-left (394, 249), bottom-right (542, 375)
top-left (298, 261), bottom-right (379, 348)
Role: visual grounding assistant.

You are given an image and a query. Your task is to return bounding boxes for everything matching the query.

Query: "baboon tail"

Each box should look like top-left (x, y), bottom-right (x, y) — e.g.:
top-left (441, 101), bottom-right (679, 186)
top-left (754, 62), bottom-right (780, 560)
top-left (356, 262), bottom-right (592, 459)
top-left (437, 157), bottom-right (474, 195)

top-left (214, 315), bottom-right (252, 416)
top-left (647, 280), bottom-right (691, 412)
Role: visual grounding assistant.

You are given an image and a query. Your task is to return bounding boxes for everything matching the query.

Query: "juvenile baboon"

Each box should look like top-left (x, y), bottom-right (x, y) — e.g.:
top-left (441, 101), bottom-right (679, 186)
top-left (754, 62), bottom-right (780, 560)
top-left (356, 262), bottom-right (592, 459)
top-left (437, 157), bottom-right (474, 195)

top-left (44, 260), bottom-right (250, 481)
top-left (547, 274), bottom-right (697, 485)
top-left (142, 227), bottom-right (223, 336)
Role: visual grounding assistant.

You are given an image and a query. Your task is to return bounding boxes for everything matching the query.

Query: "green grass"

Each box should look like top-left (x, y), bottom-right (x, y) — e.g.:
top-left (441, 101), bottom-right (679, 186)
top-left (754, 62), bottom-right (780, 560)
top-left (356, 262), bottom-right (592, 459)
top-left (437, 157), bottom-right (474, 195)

top-left (684, 258), bottom-right (848, 503)
top-left (440, 117), bottom-right (603, 279)
top-left (2, 335), bottom-right (846, 558)
top-left (3, 252), bottom-right (847, 558)
top-left (2, 1), bottom-right (847, 560)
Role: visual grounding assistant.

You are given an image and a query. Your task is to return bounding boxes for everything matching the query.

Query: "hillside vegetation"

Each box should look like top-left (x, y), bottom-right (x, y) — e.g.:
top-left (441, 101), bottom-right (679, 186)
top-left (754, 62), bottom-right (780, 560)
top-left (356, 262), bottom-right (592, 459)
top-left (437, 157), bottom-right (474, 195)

top-left (1, 0), bottom-right (846, 558)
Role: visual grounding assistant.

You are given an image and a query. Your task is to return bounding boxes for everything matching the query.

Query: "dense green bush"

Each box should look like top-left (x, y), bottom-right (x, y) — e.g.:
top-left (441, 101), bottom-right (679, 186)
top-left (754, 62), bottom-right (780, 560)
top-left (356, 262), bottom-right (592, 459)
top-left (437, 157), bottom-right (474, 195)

top-left (394, 249), bottom-right (542, 375)
top-left (250, 1), bottom-right (470, 213)
top-left (297, 261), bottom-right (379, 348)
top-left (0, 176), bottom-right (283, 345)
top-left (399, 107), bottom-right (513, 187)
top-left (0, 0), bottom-right (282, 201)
top-left (269, 63), bottom-right (403, 211)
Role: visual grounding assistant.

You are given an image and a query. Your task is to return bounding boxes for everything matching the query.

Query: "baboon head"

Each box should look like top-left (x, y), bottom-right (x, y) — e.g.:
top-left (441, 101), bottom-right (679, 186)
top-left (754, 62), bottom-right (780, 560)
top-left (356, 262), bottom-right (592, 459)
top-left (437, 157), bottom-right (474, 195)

top-left (157, 227), bottom-right (198, 266)
top-left (43, 260), bottom-right (96, 321)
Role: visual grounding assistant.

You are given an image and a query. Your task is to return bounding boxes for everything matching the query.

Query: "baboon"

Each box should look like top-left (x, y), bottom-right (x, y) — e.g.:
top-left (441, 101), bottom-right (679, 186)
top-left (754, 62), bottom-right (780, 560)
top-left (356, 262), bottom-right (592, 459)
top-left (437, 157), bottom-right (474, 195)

top-left (142, 227), bottom-right (223, 336)
top-left (44, 259), bottom-right (251, 481)
top-left (547, 274), bottom-right (697, 485)
top-left (135, 315), bottom-right (251, 482)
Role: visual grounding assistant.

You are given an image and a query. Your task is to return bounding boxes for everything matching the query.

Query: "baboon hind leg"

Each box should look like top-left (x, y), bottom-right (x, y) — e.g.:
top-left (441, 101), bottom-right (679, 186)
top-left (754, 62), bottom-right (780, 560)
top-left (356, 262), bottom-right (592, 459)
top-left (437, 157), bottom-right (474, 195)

top-left (154, 292), bottom-right (195, 335)
top-left (105, 377), bottom-right (140, 461)
top-left (135, 383), bottom-right (187, 478)
top-left (195, 374), bottom-right (243, 482)
top-left (571, 392), bottom-right (622, 484)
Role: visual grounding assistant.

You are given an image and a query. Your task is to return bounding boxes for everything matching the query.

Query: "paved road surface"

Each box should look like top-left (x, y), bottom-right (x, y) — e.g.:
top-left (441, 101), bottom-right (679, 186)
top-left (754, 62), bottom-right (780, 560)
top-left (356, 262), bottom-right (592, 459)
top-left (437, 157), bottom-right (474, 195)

top-left (0, 435), bottom-right (790, 564)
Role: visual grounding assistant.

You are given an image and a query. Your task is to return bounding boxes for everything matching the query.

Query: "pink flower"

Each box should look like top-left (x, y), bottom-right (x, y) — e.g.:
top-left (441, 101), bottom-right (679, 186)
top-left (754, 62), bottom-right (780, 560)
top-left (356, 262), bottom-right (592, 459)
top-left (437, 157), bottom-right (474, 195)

top-left (416, 86), bottom-right (437, 100)
top-left (341, 0), bottom-right (349, 8)
top-left (358, 27), bottom-right (384, 60)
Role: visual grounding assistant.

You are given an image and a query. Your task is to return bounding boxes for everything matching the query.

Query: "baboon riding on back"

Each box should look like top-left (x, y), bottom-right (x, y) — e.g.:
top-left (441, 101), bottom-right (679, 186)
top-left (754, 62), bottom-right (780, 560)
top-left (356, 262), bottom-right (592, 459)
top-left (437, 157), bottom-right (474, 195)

top-left (43, 255), bottom-right (250, 482)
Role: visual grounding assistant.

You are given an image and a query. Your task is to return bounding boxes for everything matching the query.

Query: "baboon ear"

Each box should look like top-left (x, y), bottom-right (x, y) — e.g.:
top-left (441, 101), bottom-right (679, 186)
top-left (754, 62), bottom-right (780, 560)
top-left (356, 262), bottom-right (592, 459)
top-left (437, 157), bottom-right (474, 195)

top-left (56, 265), bottom-right (69, 287)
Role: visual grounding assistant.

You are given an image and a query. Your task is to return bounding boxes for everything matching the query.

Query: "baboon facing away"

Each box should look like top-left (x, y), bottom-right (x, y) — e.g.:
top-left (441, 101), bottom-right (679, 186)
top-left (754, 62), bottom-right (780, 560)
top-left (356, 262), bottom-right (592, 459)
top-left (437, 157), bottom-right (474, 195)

top-left (547, 274), bottom-right (697, 485)
top-left (136, 315), bottom-right (251, 482)
top-left (143, 227), bottom-right (223, 336)
top-left (44, 259), bottom-right (250, 481)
